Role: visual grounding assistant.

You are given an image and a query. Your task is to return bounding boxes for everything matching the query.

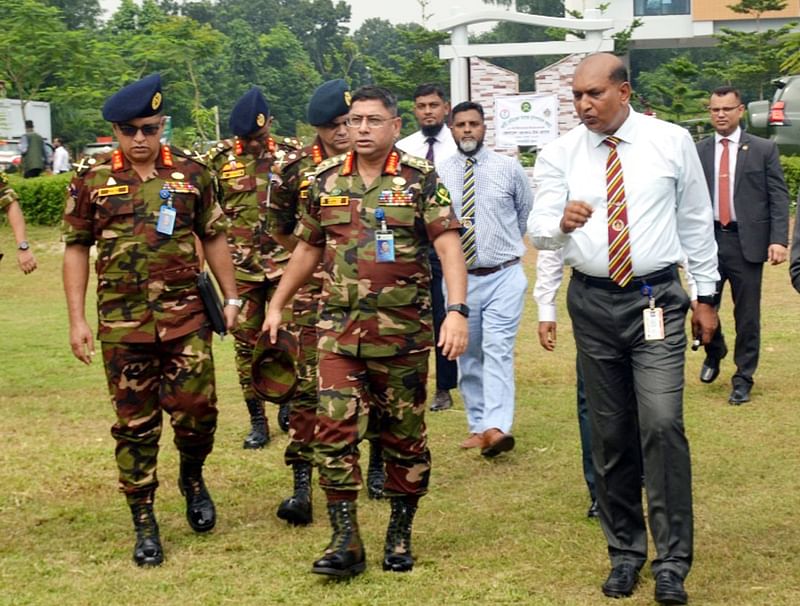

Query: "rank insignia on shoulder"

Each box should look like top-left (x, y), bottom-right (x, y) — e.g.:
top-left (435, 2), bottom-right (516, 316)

top-left (97, 185), bottom-right (130, 197)
top-left (320, 195), bottom-right (349, 206)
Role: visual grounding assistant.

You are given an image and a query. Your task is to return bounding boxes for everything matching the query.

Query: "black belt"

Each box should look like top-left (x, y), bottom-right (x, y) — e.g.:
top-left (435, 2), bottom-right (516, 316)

top-left (714, 221), bottom-right (738, 232)
top-left (572, 264), bottom-right (678, 292)
top-left (467, 257), bottom-right (520, 276)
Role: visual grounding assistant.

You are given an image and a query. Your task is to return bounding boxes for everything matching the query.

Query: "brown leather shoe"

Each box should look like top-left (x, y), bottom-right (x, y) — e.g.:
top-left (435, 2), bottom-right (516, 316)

top-left (460, 433), bottom-right (484, 449)
top-left (480, 428), bottom-right (515, 458)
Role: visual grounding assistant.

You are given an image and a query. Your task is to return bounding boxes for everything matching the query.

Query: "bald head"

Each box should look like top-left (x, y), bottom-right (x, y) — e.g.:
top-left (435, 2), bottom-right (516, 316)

top-left (572, 53), bottom-right (631, 135)
top-left (575, 53), bottom-right (628, 85)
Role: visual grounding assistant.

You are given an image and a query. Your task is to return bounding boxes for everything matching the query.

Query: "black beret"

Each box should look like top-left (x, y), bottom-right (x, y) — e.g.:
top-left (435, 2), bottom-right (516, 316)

top-left (102, 73), bottom-right (163, 122)
top-left (229, 87), bottom-right (270, 137)
top-left (307, 79), bottom-right (351, 126)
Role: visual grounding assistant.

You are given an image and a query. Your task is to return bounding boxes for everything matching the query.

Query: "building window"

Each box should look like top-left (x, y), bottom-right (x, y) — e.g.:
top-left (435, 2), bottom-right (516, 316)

top-left (634, 0), bottom-right (691, 16)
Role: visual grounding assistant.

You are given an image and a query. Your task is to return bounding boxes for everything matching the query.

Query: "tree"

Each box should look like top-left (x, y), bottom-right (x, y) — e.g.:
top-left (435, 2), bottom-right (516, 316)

top-left (635, 55), bottom-right (709, 122)
top-left (43, 0), bottom-right (102, 29)
top-left (0, 0), bottom-right (72, 121)
top-left (714, 0), bottom-right (796, 98)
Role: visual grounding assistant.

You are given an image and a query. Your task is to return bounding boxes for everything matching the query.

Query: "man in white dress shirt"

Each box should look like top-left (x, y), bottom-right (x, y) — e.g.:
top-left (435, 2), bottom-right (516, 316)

top-left (529, 53), bottom-right (719, 605)
top-left (397, 83), bottom-right (459, 412)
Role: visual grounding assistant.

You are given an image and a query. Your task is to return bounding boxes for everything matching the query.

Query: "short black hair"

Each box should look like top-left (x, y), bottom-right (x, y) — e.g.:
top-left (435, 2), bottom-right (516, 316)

top-left (711, 86), bottom-right (742, 103)
top-left (412, 83), bottom-right (447, 102)
top-left (25, 120), bottom-right (34, 128)
top-left (451, 101), bottom-right (484, 120)
top-left (609, 63), bottom-right (629, 84)
top-left (350, 85), bottom-right (398, 116)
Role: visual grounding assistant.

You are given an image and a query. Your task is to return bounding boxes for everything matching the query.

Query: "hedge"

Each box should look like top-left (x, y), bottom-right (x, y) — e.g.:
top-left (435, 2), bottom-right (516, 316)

top-left (7, 173), bottom-right (73, 226)
top-left (4, 154), bottom-right (800, 227)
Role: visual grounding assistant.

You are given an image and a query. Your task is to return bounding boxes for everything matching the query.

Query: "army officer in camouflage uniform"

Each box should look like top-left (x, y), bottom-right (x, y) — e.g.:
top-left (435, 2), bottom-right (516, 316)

top-left (207, 87), bottom-right (303, 449)
top-left (263, 85), bottom-right (468, 578)
top-left (0, 173), bottom-right (38, 274)
top-left (62, 74), bottom-right (239, 567)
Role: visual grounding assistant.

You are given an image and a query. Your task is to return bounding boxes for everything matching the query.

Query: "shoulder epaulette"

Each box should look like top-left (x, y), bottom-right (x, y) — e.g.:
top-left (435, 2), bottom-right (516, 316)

top-left (276, 136), bottom-right (304, 151)
top-left (174, 146), bottom-right (209, 167)
top-left (401, 153), bottom-right (434, 174)
top-left (207, 139), bottom-right (234, 162)
top-left (72, 155), bottom-right (109, 176)
top-left (315, 152), bottom-right (348, 176)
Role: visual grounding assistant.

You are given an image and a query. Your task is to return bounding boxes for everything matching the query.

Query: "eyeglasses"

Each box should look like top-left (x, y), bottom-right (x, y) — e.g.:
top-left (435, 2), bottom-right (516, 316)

top-left (708, 106), bottom-right (742, 114)
top-left (117, 122), bottom-right (162, 137)
top-left (345, 115), bottom-right (394, 129)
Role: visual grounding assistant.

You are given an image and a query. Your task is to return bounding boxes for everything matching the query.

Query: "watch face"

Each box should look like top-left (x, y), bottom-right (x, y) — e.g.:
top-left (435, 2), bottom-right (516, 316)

top-left (18, 241), bottom-right (30, 251)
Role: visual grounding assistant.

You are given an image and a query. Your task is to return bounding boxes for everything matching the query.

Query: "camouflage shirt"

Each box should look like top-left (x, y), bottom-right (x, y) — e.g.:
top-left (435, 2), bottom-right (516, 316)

top-left (280, 138), bottom-right (328, 327)
top-left (208, 136), bottom-right (303, 283)
top-left (296, 148), bottom-right (460, 358)
top-left (0, 173), bottom-right (17, 212)
top-left (62, 146), bottom-right (227, 344)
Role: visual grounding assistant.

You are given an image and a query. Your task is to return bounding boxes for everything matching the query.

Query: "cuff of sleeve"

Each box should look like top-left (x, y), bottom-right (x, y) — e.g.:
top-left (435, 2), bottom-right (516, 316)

top-left (696, 282), bottom-right (716, 298)
top-left (537, 304), bottom-right (557, 322)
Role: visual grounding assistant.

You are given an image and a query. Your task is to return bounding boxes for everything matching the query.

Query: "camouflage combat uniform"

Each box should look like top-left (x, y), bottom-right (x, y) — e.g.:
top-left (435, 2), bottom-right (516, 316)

top-left (0, 174), bottom-right (17, 261)
top-left (207, 136), bottom-right (302, 400)
top-left (62, 146), bottom-right (227, 502)
top-left (296, 148), bottom-right (460, 496)
top-left (275, 140), bottom-right (328, 465)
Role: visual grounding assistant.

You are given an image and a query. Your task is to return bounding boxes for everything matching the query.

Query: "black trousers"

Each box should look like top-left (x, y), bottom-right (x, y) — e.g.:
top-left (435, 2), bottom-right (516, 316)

top-left (705, 227), bottom-right (763, 388)
top-left (568, 276), bottom-right (693, 578)
top-left (429, 251), bottom-right (458, 391)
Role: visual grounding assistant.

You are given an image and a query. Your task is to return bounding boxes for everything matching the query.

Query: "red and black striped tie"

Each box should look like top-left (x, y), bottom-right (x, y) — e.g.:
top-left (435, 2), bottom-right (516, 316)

top-left (604, 136), bottom-right (633, 287)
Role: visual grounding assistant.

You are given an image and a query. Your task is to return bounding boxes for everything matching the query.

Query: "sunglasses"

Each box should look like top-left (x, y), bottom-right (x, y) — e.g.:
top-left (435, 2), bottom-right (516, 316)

top-left (117, 122), bottom-right (162, 137)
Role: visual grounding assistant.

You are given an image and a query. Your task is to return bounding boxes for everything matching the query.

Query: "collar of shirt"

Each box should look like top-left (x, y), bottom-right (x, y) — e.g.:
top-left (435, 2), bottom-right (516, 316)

top-left (587, 108), bottom-right (636, 149)
top-left (715, 126), bottom-right (741, 145)
top-left (456, 144), bottom-right (489, 164)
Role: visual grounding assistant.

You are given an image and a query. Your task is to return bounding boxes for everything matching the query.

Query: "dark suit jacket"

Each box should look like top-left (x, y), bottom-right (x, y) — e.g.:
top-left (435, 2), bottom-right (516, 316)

top-left (697, 131), bottom-right (789, 263)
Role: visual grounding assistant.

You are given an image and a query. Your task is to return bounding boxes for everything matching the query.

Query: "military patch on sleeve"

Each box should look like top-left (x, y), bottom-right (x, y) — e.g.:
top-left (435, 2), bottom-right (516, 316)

top-left (434, 183), bottom-right (451, 206)
top-left (0, 172), bottom-right (8, 185)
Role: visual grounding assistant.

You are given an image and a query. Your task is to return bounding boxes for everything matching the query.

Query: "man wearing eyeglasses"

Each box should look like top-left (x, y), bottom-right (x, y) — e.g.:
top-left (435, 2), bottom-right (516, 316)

top-left (62, 73), bottom-right (240, 567)
top-left (696, 86), bottom-right (789, 405)
top-left (262, 85), bottom-right (468, 578)
top-left (207, 87), bottom-right (304, 450)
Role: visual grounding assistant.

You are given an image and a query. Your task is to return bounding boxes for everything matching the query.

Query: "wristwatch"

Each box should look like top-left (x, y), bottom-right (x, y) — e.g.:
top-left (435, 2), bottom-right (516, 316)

top-left (224, 298), bottom-right (243, 309)
top-left (696, 295), bottom-right (715, 306)
top-left (446, 303), bottom-right (470, 318)
top-left (17, 240), bottom-right (30, 251)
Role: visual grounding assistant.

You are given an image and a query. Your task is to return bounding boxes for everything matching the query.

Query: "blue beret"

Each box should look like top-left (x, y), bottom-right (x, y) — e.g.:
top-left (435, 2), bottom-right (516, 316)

top-left (307, 79), bottom-right (351, 126)
top-left (102, 74), bottom-right (163, 122)
top-left (229, 87), bottom-right (270, 137)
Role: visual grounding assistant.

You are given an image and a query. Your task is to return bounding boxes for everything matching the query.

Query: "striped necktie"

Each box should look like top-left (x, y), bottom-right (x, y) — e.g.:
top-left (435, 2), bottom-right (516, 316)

top-left (604, 136), bottom-right (633, 287)
top-left (461, 156), bottom-right (477, 267)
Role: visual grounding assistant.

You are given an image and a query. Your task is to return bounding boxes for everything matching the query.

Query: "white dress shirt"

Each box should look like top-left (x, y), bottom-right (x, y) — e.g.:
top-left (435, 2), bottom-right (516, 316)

top-left (52, 145), bottom-right (71, 173)
top-left (534, 249), bottom-right (563, 322)
top-left (714, 126), bottom-right (740, 222)
top-left (528, 109), bottom-right (719, 296)
top-left (397, 126), bottom-right (457, 170)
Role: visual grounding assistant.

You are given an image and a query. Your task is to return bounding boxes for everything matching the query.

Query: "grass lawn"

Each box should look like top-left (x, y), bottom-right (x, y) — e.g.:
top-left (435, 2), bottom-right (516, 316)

top-left (1, 225), bottom-right (799, 605)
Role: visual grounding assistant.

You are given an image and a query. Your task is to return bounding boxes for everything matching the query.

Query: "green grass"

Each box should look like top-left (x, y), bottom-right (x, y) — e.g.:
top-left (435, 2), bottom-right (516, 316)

top-left (1, 225), bottom-right (800, 605)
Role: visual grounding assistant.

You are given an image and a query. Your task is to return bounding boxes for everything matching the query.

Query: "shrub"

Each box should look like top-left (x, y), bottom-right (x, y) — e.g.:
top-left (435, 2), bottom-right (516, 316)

top-left (781, 155), bottom-right (800, 206)
top-left (7, 173), bottom-right (72, 226)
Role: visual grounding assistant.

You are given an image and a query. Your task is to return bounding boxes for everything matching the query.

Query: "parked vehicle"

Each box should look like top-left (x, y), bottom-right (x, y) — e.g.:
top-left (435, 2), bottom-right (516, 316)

top-left (0, 139), bottom-right (20, 172)
top-left (748, 75), bottom-right (800, 156)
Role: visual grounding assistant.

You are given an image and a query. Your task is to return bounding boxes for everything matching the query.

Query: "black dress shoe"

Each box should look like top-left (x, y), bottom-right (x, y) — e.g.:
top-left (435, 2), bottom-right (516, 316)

top-left (654, 570), bottom-right (688, 605)
top-left (602, 563), bottom-right (640, 598)
top-left (587, 500), bottom-right (599, 519)
top-left (699, 357), bottom-right (721, 383)
top-left (728, 385), bottom-right (751, 405)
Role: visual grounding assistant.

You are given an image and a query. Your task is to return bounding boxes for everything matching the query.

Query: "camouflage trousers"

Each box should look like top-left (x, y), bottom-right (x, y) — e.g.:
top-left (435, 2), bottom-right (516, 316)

top-left (232, 279), bottom-right (278, 401)
top-left (101, 328), bottom-right (217, 503)
top-left (316, 349), bottom-right (431, 497)
top-left (284, 323), bottom-right (319, 466)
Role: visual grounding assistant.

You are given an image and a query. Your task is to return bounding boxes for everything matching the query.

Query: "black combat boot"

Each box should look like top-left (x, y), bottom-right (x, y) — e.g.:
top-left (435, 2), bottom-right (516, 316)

top-left (382, 497), bottom-right (417, 572)
top-left (278, 400), bottom-right (290, 433)
top-left (311, 501), bottom-right (366, 578)
top-left (130, 500), bottom-right (164, 567)
top-left (243, 398), bottom-right (270, 449)
top-left (277, 461), bottom-right (313, 526)
top-left (178, 458), bottom-right (216, 533)
top-left (366, 439), bottom-right (385, 500)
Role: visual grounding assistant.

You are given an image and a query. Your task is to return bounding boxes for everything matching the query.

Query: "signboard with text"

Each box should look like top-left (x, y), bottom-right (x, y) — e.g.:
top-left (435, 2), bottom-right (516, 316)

top-left (494, 94), bottom-right (558, 150)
